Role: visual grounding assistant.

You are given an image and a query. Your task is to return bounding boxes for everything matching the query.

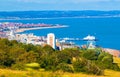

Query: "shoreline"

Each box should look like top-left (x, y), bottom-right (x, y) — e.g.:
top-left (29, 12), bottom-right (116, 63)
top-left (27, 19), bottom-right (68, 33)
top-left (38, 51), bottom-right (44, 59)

top-left (102, 48), bottom-right (120, 57)
top-left (15, 25), bottom-right (68, 33)
top-left (1, 16), bottom-right (120, 20)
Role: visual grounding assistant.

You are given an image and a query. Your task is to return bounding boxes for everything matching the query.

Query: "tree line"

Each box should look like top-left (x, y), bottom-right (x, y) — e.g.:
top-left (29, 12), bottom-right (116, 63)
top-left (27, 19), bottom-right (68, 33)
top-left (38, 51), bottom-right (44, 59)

top-left (0, 38), bottom-right (119, 75)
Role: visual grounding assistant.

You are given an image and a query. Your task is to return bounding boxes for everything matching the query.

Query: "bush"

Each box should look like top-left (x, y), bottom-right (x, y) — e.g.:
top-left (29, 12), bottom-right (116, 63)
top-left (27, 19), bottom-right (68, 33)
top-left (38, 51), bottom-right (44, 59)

top-left (73, 58), bottom-right (103, 75)
top-left (82, 50), bottom-right (99, 60)
top-left (11, 63), bottom-right (25, 70)
top-left (73, 58), bottom-right (88, 72)
top-left (87, 61), bottom-right (104, 75)
top-left (112, 63), bottom-right (120, 71)
top-left (56, 63), bottom-right (74, 73)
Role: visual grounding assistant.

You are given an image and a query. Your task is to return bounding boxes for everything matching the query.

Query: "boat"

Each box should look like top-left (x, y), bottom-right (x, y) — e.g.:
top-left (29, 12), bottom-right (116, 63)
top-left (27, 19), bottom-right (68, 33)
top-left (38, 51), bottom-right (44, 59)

top-left (83, 35), bottom-right (96, 41)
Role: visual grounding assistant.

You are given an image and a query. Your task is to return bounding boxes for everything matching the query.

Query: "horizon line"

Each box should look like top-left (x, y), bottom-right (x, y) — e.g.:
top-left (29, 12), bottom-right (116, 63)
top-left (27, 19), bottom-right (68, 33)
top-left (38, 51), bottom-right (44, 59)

top-left (0, 10), bottom-right (120, 12)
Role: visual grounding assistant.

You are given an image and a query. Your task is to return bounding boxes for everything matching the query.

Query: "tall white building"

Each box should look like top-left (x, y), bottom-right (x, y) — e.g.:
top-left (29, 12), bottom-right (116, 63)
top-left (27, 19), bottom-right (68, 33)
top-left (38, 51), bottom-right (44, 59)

top-left (47, 33), bottom-right (56, 49)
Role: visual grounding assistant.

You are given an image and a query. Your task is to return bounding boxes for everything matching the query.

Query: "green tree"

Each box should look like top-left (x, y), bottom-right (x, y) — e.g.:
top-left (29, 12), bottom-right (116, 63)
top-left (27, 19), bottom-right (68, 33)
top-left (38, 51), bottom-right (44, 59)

top-left (82, 50), bottom-right (99, 60)
top-left (0, 49), bottom-right (14, 67)
top-left (73, 58), bottom-right (88, 72)
top-left (17, 51), bottom-right (37, 64)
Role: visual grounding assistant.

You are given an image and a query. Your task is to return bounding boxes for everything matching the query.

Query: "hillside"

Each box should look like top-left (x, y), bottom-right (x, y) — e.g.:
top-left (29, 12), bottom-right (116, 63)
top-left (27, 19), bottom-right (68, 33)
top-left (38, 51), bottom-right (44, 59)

top-left (1, 57), bottom-right (120, 77)
top-left (0, 38), bottom-right (120, 76)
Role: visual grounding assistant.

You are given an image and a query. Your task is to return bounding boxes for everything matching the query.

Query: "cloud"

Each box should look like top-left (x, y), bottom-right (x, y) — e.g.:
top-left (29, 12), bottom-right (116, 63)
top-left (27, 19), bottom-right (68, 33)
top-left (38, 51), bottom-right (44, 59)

top-left (17, 0), bottom-right (57, 3)
top-left (3, 0), bottom-right (120, 4)
top-left (16, 0), bottom-right (120, 3)
top-left (0, 0), bottom-right (120, 11)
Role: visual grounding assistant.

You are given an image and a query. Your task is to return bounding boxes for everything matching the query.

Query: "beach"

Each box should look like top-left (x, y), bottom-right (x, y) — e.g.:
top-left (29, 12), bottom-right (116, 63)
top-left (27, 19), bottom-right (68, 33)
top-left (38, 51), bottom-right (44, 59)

top-left (16, 25), bottom-right (68, 33)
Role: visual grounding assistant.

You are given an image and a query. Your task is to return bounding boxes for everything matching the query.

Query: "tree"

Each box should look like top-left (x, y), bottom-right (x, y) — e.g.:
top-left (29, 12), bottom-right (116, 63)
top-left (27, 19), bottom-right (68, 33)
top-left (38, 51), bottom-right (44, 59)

top-left (57, 51), bottom-right (71, 64)
top-left (82, 50), bottom-right (99, 60)
top-left (17, 51), bottom-right (37, 64)
top-left (73, 58), bottom-right (88, 72)
top-left (9, 46), bottom-right (26, 62)
top-left (0, 49), bottom-right (14, 67)
top-left (42, 45), bottom-right (55, 54)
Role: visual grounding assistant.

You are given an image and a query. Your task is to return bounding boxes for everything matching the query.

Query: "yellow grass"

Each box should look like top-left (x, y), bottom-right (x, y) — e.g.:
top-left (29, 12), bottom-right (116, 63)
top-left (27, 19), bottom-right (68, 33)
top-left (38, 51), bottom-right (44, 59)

top-left (0, 57), bottom-right (120, 77)
top-left (113, 57), bottom-right (120, 67)
top-left (0, 69), bottom-right (120, 77)
top-left (113, 57), bottom-right (120, 63)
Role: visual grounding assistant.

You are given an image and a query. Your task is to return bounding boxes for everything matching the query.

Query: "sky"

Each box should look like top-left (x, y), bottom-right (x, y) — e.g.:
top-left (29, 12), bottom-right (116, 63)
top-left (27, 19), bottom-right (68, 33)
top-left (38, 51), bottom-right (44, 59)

top-left (0, 0), bottom-right (120, 11)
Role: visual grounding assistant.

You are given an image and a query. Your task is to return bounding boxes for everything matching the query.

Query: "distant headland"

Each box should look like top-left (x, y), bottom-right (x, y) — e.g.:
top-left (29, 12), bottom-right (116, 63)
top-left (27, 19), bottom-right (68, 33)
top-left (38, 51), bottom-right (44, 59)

top-left (0, 11), bottom-right (120, 19)
top-left (16, 25), bottom-right (68, 33)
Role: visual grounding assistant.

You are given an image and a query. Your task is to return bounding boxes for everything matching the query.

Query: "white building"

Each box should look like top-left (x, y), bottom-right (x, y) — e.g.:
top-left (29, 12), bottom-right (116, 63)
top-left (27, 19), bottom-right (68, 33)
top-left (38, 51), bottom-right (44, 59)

top-left (47, 33), bottom-right (56, 49)
top-left (59, 42), bottom-right (78, 50)
top-left (83, 35), bottom-right (96, 49)
top-left (87, 40), bottom-right (96, 49)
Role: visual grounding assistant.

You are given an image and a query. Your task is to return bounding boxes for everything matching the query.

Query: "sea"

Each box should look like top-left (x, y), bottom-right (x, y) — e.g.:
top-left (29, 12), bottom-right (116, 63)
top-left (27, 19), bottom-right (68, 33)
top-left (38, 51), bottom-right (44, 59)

top-left (0, 17), bottom-right (120, 50)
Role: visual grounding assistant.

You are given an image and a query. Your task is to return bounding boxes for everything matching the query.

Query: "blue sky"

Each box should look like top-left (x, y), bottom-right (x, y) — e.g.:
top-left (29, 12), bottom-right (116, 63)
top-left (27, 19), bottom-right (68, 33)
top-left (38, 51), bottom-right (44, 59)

top-left (0, 0), bottom-right (120, 11)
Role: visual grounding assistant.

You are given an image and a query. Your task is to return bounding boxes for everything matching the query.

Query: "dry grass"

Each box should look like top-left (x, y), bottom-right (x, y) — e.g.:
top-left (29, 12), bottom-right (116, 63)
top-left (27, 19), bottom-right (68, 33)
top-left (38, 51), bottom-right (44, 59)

top-left (0, 57), bottom-right (120, 77)
top-left (0, 69), bottom-right (120, 77)
top-left (104, 69), bottom-right (120, 77)
top-left (113, 57), bottom-right (120, 67)
top-left (0, 69), bottom-right (27, 77)
top-left (113, 57), bottom-right (120, 63)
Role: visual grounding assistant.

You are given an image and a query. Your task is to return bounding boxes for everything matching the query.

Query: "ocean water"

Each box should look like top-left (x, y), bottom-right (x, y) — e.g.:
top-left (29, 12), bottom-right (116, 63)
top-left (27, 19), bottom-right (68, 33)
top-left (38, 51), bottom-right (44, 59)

top-left (0, 17), bottom-right (120, 50)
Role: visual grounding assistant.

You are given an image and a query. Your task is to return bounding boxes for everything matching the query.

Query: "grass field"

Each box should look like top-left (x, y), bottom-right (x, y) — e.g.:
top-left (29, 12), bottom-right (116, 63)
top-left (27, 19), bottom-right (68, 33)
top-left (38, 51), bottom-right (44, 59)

top-left (0, 69), bottom-right (120, 77)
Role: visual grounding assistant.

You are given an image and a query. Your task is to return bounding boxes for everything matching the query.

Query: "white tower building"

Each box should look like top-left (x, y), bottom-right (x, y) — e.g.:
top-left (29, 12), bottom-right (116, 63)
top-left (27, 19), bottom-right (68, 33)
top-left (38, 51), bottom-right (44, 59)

top-left (47, 33), bottom-right (56, 49)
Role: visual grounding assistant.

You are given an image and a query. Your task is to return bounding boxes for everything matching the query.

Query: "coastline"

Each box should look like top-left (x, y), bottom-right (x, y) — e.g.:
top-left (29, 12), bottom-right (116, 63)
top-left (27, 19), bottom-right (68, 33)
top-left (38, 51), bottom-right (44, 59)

top-left (16, 25), bottom-right (68, 33)
top-left (1, 16), bottom-right (120, 20)
top-left (102, 48), bottom-right (120, 57)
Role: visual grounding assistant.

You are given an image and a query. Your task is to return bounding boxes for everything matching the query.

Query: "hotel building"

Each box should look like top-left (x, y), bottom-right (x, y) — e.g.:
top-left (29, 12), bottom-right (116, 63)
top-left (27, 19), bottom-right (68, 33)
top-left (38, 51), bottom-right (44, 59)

top-left (47, 33), bottom-right (56, 49)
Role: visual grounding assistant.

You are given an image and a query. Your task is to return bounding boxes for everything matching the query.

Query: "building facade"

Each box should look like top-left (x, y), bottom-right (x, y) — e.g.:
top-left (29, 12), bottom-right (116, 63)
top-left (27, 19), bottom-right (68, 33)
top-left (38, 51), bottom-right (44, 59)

top-left (47, 33), bottom-right (56, 49)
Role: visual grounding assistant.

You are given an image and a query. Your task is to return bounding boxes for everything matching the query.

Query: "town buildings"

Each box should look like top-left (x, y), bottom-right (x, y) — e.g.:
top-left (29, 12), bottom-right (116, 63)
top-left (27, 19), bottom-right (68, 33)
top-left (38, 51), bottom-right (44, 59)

top-left (0, 22), bottom-right (97, 50)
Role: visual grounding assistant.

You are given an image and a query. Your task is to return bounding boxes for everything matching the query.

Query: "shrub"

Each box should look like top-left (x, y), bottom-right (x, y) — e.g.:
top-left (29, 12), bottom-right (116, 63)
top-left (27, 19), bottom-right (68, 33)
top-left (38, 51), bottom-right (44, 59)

top-left (112, 63), bottom-right (120, 71)
top-left (56, 63), bottom-right (74, 73)
top-left (11, 63), bottom-right (25, 70)
top-left (87, 61), bottom-right (104, 75)
top-left (82, 50), bottom-right (99, 60)
top-left (73, 58), bottom-right (88, 72)
top-left (73, 58), bottom-right (103, 75)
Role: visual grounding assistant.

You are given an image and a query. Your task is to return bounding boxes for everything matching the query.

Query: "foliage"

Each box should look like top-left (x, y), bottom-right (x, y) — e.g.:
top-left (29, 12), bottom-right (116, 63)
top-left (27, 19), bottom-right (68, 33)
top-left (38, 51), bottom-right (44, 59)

top-left (56, 63), bottom-right (74, 73)
top-left (0, 38), bottom-right (119, 75)
top-left (73, 58), bottom-right (103, 75)
top-left (82, 50), bottom-right (99, 60)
